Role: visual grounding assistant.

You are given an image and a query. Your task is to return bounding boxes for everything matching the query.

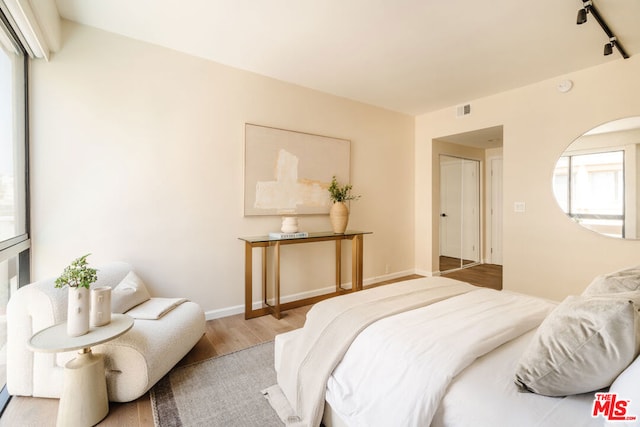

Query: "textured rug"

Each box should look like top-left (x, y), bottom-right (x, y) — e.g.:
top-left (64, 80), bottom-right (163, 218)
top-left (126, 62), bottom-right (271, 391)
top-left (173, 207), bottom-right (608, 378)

top-left (150, 341), bottom-right (283, 427)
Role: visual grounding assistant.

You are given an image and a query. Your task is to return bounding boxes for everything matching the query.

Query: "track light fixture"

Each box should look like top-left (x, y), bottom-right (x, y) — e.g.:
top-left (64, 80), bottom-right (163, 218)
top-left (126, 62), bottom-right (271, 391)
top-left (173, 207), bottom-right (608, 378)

top-left (576, 1), bottom-right (589, 25)
top-left (604, 38), bottom-right (615, 56)
top-left (576, 0), bottom-right (629, 59)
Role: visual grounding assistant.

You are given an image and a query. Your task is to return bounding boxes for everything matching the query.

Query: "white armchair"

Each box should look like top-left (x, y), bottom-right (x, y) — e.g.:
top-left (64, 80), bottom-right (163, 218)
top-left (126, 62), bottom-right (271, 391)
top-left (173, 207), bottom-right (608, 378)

top-left (6, 262), bottom-right (206, 402)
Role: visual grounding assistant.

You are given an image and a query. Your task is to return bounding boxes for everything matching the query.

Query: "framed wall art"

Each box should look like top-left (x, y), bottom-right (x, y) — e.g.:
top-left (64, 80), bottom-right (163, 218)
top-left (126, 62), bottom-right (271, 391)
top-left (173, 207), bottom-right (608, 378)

top-left (244, 124), bottom-right (350, 216)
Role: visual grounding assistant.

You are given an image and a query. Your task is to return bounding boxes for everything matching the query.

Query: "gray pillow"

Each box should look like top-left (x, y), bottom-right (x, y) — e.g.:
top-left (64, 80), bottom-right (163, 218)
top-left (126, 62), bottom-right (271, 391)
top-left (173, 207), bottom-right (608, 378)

top-left (583, 265), bottom-right (640, 295)
top-left (515, 295), bottom-right (640, 397)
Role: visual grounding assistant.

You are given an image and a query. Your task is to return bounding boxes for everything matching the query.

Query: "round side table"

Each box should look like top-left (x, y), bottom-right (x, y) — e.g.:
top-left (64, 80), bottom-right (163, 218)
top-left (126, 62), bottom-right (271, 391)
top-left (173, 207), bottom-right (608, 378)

top-left (28, 313), bottom-right (134, 427)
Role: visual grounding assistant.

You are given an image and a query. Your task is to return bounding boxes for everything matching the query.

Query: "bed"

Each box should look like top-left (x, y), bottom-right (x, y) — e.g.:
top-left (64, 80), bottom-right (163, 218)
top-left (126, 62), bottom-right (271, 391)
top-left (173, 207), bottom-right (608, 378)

top-left (265, 267), bottom-right (640, 427)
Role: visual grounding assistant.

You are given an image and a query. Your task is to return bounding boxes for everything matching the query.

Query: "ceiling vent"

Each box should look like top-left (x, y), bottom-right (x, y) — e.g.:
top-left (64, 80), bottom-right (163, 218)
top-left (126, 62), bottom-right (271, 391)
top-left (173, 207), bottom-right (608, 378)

top-left (456, 104), bottom-right (471, 117)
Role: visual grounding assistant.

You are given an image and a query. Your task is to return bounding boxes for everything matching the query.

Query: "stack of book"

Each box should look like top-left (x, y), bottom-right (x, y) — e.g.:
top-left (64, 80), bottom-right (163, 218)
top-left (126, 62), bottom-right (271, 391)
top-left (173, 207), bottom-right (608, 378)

top-left (268, 231), bottom-right (309, 239)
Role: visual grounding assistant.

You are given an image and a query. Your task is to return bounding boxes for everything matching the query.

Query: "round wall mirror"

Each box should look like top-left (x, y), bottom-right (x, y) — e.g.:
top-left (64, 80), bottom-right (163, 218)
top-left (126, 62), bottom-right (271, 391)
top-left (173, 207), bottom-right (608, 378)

top-left (552, 116), bottom-right (640, 239)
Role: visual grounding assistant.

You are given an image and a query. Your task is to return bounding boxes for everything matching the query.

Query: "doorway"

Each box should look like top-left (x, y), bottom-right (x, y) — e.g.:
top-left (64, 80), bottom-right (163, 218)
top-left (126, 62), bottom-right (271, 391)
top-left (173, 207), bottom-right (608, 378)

top-left (439, 155), bottom-right (480, 271)
top-left (433, 125), bottom-right (503, 277)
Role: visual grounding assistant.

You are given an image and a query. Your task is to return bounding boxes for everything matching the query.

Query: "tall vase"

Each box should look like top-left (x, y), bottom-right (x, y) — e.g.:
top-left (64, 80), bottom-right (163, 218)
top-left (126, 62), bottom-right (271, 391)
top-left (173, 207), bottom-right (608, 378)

top-left (330, 202), bottom-right (349, 234)
top-left (67, 287), bottom-right (90, 337)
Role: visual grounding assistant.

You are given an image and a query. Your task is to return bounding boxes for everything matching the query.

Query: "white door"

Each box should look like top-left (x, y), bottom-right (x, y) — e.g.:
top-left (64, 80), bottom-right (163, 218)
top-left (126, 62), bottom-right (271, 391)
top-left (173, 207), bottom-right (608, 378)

top-left (490, 158), bottom-right (503, 265)
top-left (440, 156), bottom-right (480, 265)
top-left (440, 156), bottom-right (462, 258)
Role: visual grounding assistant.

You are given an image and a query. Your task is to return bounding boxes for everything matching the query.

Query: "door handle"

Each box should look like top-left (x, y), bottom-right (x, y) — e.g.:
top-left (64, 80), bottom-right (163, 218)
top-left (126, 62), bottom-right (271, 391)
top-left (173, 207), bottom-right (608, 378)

top-left (441, 213), bottom-right (447, 217)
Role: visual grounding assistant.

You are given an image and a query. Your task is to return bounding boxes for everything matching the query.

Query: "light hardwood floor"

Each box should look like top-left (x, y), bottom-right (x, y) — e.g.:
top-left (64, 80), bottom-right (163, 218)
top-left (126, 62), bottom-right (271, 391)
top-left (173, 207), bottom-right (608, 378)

top-left (0, 268), bottom-right (500, 427)
top-left (441, 262), bottom-right (503, 290)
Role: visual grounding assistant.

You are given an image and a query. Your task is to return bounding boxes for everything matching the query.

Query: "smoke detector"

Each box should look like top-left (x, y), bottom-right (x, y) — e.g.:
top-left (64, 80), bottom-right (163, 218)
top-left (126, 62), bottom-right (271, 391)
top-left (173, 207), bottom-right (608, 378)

top-left (557, 79), bottom-right (573, 93)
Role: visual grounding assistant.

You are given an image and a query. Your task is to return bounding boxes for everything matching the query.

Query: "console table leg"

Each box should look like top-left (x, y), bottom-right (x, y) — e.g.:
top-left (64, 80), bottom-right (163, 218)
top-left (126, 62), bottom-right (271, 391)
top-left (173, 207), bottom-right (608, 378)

top-left (353, 235), bottom-right (364, 290)
top-left (262, 247), bottom-right (267, 305)
top-left (273, 242), bottom-right (282, 319)
top-left (244, 242), bottom-right (253, 319)
top-left (57, 348), bottom-right (108, 427)
top-left (335, 240), bottom-right (342, 292)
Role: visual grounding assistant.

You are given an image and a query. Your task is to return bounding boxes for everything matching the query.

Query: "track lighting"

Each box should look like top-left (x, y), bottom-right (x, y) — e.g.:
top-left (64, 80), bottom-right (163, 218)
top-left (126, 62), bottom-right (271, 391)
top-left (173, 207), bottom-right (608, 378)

top-left (575, 0), bottom-right (629, 59)
top-left (576, 1), bottom-right (590, 25)
top-left (576, 9), bottom-right (587, 25)
top-left (604, 42), bottom-right (613, 56)
top-left (604, 38), bottom-right (614, 56)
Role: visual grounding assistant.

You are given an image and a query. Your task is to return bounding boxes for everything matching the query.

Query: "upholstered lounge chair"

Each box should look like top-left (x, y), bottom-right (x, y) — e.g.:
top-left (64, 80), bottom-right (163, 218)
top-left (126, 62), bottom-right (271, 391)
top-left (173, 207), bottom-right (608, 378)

top-left (6, 262), bottom-right (206, 402)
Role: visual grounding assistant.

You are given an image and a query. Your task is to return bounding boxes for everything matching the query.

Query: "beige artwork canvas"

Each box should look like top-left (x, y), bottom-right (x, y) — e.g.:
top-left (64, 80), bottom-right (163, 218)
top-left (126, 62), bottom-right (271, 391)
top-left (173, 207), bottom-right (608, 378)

top-left (244, 124), bottom-right (350, 216)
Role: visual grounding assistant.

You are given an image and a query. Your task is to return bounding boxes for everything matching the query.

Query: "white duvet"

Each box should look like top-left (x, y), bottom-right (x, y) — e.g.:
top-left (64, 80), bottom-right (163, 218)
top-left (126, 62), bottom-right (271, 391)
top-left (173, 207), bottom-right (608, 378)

top-left (325, 288), bottom-right (554, 427)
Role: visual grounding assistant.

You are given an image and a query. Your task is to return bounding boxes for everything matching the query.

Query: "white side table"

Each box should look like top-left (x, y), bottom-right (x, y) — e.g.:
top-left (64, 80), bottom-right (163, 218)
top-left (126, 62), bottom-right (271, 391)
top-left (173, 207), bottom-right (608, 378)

top-left (28, 313), bottom-right (134, 427)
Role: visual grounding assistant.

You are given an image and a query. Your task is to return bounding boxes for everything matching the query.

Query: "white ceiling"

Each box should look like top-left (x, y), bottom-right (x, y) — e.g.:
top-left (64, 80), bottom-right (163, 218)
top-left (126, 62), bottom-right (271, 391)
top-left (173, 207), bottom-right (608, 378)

top-left (54, 0), bottom-right (640, 116)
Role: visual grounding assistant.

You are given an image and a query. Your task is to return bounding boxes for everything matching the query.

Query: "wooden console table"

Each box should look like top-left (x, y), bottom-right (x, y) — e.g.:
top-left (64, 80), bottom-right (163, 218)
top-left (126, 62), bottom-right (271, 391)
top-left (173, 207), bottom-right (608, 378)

top-left (239, 230), bottom-right (371, 319)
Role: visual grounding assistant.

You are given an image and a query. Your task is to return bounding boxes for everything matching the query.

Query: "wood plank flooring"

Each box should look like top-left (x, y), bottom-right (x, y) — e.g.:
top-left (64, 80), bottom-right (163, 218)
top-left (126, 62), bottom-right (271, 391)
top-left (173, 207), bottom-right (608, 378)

top-left (439, 255), bottom-right (476, 272)
top-left (0, 268), bottom-right (500, 427)
top-left (441, 262), bottom-right (503, 290)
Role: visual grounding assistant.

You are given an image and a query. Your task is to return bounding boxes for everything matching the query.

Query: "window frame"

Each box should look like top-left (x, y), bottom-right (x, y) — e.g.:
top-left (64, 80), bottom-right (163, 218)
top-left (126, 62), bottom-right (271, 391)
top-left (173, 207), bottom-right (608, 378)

top-left (556, 150), bottom-right (625, 238)
top-left (0, 5), bottom-right (30, 415)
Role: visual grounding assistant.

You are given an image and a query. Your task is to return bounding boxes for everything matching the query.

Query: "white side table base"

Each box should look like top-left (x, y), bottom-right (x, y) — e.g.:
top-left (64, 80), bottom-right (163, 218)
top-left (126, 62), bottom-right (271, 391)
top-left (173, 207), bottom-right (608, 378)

top-left (57, 349), bottom-right (108, 427)
top-left (28, 314), bottom-right (134, 426)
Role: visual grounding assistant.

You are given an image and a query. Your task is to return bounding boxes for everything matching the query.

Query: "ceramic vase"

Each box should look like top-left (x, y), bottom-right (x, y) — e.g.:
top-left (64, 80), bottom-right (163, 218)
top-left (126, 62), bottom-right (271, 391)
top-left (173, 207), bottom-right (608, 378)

top-left (90, 286), bottom-right (112, 327)
top-left (67, 287), bottom-right (90, 337)
top-left (330, 202), bottom-right (349, 234)
top-left (281, 216), bottom-right (299, 233)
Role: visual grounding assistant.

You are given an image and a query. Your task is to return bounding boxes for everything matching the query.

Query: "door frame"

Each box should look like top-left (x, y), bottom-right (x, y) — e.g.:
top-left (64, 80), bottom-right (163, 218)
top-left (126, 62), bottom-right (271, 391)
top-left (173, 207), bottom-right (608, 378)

top-left (486, 155), bottom-right (503, 265)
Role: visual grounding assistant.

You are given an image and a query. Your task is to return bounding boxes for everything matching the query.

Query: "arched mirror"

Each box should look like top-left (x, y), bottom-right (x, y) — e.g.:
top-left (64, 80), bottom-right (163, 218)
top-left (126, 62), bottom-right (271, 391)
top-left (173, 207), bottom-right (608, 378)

top-left (552, 116), bottom-right (640, 239)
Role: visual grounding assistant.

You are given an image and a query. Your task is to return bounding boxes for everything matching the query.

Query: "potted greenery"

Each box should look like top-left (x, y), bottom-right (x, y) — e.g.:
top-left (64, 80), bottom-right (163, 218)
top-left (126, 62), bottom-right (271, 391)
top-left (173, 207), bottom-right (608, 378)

top-left (328, 176), bottom-right (360, 233)
top-left (55, 254), bottom-right (98, 336)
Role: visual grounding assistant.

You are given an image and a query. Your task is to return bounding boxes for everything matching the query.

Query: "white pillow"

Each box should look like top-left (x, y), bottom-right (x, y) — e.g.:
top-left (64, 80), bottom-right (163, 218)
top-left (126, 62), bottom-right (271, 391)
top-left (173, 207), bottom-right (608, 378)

top-left (605, 356), bottom-right (640, 426)
top-left (125, 297), bottom-right (188, 320)
top-left (111, 271), bottom-right (152, 314)
top-left (515, 295), bottom-right (640, 396)
top-left (583, 265), bottom-right (640, 295)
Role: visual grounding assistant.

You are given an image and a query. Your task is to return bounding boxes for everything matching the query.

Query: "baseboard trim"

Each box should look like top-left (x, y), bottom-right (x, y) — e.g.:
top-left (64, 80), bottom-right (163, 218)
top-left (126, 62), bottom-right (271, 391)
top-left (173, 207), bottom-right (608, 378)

top-left (204, 269), bottom-right (421, 320)
top-left (362, 269), bottom-right (418, 286)
top-left (414, 268), bottom-right (437, 277)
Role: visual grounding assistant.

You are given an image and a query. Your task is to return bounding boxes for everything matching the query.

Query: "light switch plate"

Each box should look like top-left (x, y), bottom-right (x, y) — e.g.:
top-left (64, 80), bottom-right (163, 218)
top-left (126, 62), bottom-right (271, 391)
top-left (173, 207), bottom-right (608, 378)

top-left (514, 202), bottom-right (526, 212)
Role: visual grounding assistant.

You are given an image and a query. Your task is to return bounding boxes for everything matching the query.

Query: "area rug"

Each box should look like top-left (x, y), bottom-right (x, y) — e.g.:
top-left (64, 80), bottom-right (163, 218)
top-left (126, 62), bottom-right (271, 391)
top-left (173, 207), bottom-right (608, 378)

top-left (150, 341), bottom-right (283, 427)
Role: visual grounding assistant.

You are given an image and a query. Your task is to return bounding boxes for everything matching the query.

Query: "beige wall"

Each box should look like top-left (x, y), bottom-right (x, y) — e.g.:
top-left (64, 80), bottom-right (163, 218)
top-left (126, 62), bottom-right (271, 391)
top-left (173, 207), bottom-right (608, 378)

top-left (31, 20), bottom-right (640, 312)
top-left (416, 56), bottom-right (640, 301)
top-left (30, 21), bottom-right (416, 317)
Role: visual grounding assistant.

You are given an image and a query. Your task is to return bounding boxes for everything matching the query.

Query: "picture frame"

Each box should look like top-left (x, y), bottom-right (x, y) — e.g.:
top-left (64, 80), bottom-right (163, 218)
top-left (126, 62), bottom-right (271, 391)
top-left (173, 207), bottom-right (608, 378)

top-left (244, 124), bottom-right (350, 216)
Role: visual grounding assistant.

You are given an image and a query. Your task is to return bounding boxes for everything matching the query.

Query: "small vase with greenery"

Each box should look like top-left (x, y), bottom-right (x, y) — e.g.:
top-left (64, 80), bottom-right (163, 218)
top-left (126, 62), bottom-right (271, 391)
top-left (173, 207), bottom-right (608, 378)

top-left (55, 254), bottom-right (98, 290)
top-left (56, 254), bottom-right (98, 336)
top-left (328, 176), bottom-right (360, 233)
top-left (328, 176), bottom-right (361, 203)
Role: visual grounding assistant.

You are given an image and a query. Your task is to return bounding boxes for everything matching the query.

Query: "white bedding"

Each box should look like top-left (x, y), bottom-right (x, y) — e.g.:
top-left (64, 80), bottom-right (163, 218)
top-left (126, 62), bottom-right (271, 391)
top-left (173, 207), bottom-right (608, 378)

top-left (431, 330), bottom-right (600, 427)
top-left (324, 288), bottom-right (553, 426)
top-left (273, 277), bottom-right (475, 426)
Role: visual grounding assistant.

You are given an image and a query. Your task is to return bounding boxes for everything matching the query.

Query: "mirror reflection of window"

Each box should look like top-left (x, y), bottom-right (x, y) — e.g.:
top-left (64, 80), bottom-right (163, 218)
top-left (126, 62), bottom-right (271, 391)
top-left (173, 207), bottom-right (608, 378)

top-left (553, 157), bottom-right (569, 213)
top-left (554, 151), bottom-right (624, 238)
top-left (572, 151), bottom-right (624, 215)
top-left (553, 116), bottom-right (640, 240)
